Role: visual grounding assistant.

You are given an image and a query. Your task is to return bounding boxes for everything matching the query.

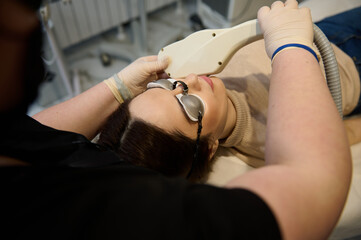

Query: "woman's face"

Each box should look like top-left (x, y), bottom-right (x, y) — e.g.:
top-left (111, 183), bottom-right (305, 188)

top-left (129, 74), bottom-right (229, 141)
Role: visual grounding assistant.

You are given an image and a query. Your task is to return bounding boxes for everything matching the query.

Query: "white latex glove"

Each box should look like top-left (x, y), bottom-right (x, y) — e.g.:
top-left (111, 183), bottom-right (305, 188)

top-left (117, 55), bottom-right (169, 96)
top-left (257, 0), bottom-right (317, 60)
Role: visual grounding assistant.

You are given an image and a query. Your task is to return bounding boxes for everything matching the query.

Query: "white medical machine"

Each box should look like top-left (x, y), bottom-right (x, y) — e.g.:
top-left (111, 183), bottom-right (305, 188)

top-left (197, 0), bottom-right (276, 28)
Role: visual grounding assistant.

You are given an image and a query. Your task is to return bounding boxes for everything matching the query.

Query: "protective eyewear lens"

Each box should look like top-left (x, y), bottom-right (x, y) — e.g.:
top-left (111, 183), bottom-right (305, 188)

top-left (147, 79), bottom-right (205, 122)
top-left (147, 78), bottom-right (175, 90)
top-left (175, 94), bottom-right (204, 121)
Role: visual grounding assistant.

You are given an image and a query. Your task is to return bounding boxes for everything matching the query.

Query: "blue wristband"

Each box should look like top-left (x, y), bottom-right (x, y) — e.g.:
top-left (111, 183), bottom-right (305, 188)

top-left (271, 43), bottom-right (319, 62)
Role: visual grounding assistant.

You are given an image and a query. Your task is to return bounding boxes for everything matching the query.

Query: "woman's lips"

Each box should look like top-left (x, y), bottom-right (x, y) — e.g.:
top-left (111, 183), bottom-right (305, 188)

top-left (199, 75), bottom-right (214, 90)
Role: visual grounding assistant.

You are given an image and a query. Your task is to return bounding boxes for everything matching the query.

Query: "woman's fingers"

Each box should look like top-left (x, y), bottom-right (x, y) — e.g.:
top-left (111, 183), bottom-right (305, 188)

top-left (143, 56), bottom-right (169, 74)
top-left (258, 6), bottom-right (270, 21)
top-left (285, 0), bottom-right (298, 9)
top-left (271, 1), bottom-right (284, 9)
top-left (139, 55), bottom-right (158, 62)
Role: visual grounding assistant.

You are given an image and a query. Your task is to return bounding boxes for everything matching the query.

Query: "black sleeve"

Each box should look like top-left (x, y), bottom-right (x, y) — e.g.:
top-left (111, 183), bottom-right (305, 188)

top-left (1, 115), bottom-right (281, 239)
top-left (0, 115), bottom-right (122, 167)
top-left (183, 184), bottom-right (282, 239)
top-left (2, 165), bottom-right (281, 240)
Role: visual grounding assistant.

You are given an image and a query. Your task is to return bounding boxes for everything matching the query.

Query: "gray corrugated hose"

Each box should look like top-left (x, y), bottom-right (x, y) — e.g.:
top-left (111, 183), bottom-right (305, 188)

top-left (313, 24), bottom-right (343, 118)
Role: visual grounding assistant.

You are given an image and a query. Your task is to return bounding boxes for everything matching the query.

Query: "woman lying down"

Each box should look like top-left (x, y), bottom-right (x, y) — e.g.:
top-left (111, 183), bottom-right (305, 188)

top-left (97, 36), bottom-right (361, 182)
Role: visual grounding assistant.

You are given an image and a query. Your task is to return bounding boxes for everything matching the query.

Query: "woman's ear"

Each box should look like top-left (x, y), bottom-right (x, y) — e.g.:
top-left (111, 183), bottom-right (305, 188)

top-left (208, 140), bottom-right (219, 160)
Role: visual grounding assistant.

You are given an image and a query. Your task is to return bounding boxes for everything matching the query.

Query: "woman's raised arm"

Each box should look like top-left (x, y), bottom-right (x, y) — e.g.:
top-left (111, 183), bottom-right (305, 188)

top-left (226, 1), bottom-right (352, 239)
top-left (33, 56), bottom-right (168, 140)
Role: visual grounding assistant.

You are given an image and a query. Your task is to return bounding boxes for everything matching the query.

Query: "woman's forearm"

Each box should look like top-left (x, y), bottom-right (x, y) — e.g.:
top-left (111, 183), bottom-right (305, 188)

top-left (266, 49), bottom-right (350, 168)
top-left (266, 48), bottom-right (351, 238)
top-left (33, 82), bottom-right (120, 140)
top-left (32, 55), bottom-right (168, 140)
top-left (276, 47), bottom-right (351, 235)
top-left (227, 48), bottom-right (351, 240)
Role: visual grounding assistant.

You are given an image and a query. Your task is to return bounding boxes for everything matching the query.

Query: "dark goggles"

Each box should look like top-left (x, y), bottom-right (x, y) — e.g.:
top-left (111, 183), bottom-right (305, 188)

top-left (147, 79), bottom-right (205, 122)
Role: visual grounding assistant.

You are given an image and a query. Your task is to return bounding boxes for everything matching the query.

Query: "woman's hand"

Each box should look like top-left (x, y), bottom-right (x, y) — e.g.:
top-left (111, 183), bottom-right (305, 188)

top-left (117, 55), bottom-right (169, 97)
top-left (257, 0), bottom-right (315, 59)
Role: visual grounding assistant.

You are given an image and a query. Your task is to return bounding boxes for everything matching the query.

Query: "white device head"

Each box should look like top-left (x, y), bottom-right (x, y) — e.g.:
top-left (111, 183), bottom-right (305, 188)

top-left (158, 19), bottom-right (262, 78)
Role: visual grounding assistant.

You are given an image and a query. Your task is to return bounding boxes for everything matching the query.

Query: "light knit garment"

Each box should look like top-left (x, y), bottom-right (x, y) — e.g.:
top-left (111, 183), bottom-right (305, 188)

top-left (214, 40), bottom-right (360, 168)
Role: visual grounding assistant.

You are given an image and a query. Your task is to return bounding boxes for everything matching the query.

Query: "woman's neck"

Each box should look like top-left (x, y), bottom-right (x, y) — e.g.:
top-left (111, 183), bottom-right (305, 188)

top-left (220, 97), bottom-right (237, 139)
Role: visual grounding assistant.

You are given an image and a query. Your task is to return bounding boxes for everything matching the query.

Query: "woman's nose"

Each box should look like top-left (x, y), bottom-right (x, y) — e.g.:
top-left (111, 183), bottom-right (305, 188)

top-left (184, 74), bottom-right (201, 91)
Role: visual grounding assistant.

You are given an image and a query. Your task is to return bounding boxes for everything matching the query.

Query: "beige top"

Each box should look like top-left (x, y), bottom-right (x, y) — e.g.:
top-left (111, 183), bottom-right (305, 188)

top-left (215, 40), bottom-right (360, 167)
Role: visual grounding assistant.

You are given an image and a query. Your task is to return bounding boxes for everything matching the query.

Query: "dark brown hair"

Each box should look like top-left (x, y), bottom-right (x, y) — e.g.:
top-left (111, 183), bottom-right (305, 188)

top-left (97, 99), bottom-right (214, 182)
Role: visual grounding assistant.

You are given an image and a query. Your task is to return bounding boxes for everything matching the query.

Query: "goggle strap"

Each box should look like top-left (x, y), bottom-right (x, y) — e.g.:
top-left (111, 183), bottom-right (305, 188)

top-left (186, 112), bottom-right (203, 179)
top-left (173, 80), bottom-right (188, 94)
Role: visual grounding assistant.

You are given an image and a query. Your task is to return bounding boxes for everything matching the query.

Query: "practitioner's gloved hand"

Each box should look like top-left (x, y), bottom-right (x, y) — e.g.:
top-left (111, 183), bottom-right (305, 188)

top-left (257, 0), bottom-right (317, 60)
top-left (118, 55), bottom-right (169, 96)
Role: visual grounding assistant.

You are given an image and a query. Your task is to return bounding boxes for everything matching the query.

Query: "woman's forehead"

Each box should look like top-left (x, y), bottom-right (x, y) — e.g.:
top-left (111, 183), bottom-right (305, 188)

top-left (129, 89), bottom-right (196, 137)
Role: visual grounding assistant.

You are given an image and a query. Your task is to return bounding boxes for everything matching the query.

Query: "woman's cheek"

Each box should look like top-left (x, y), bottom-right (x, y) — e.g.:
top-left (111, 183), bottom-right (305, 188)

top-left (206, 98), bottom-right (223, 123)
